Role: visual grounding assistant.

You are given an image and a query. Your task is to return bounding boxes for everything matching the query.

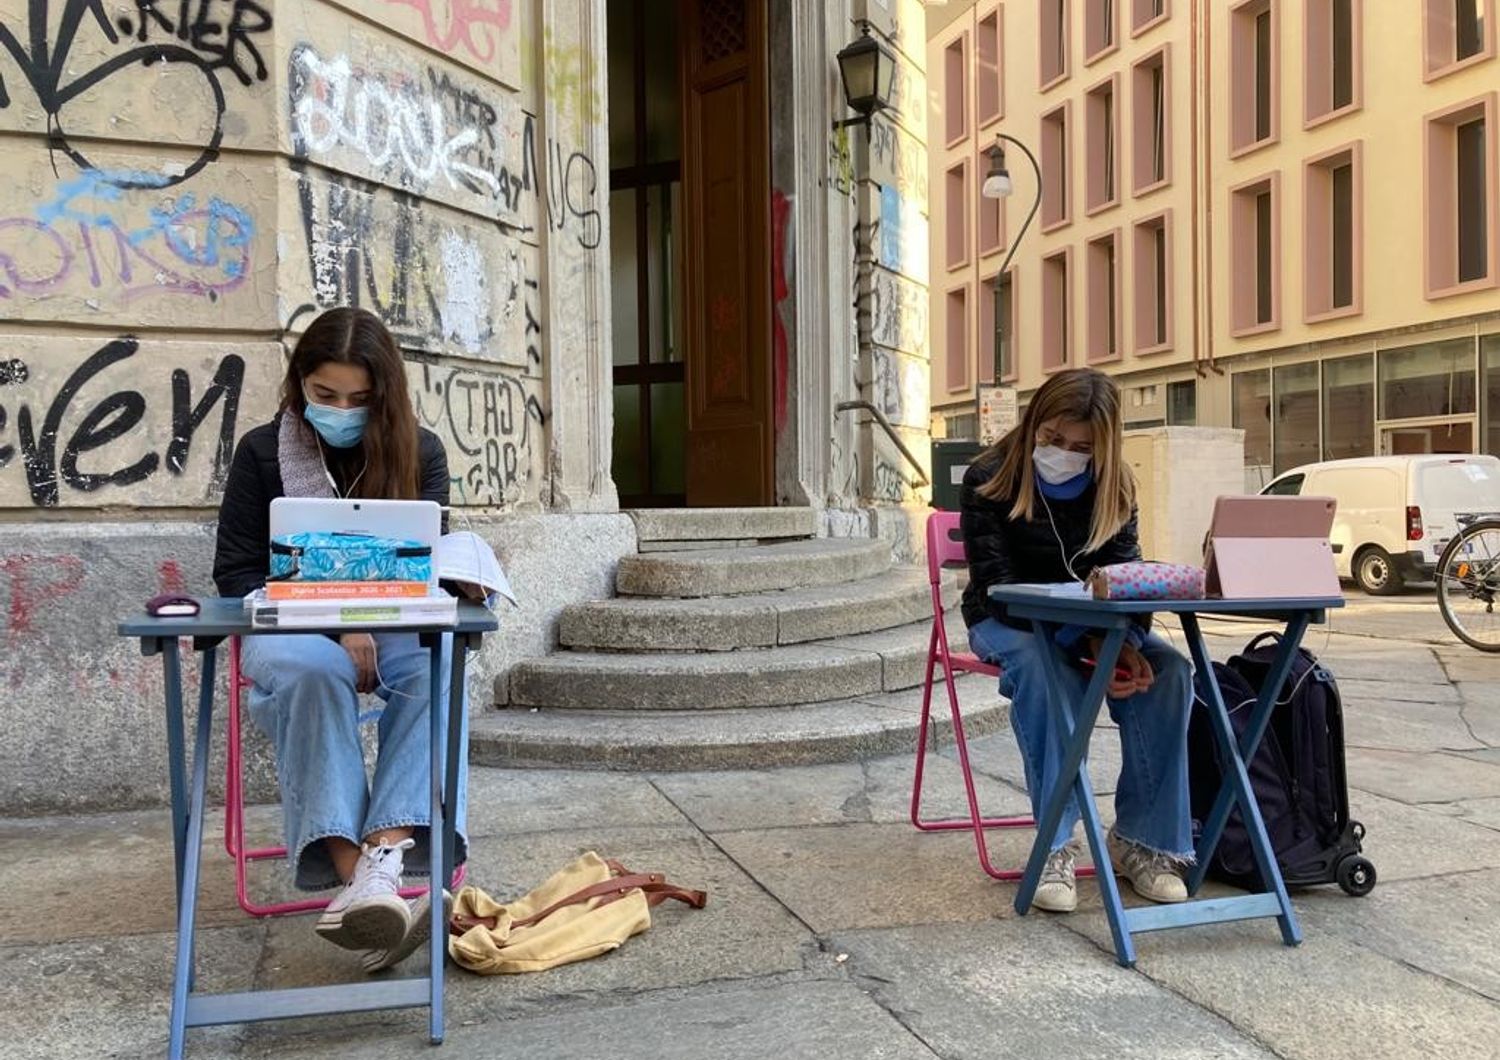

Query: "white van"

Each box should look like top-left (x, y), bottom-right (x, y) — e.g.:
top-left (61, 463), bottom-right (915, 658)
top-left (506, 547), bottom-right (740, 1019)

top-left (1260, 455), bottom-right (1500, 594)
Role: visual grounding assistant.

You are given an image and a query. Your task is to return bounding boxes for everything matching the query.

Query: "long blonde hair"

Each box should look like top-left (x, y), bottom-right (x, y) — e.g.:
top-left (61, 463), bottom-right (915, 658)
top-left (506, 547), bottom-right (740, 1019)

top-left (977, 368), bottom-right (1135, 552)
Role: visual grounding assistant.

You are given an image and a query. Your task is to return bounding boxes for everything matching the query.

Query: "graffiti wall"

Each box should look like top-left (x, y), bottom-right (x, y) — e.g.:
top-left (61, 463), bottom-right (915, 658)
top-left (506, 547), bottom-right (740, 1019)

top-left (0, 0), bottom-right (571, 511)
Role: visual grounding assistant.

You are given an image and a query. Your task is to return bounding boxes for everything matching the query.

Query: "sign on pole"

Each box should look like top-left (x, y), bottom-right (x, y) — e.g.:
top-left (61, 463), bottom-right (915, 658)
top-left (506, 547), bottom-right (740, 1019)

top-left (977, 385), bottom-right (1019, 445)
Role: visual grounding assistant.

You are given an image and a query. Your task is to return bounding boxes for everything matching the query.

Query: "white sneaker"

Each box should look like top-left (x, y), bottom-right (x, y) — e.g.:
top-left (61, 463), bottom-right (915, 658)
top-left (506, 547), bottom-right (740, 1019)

top-left (1032, 841), bottom-right (1080, 913)
top-left (1107, 828), bottom-right (1189, 904)
top-left (315, 839), bottom-right (414, 951)
top-left (362, 889), bottom-right (453, 973)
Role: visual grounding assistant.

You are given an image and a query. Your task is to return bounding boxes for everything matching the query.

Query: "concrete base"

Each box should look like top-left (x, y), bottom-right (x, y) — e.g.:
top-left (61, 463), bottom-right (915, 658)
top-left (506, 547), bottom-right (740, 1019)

top-left (0, 513), bottom-right (635, 815)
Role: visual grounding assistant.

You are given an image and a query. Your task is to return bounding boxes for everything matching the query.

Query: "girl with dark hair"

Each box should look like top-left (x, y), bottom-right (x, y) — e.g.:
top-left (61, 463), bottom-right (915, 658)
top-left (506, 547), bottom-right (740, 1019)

top-left (213, 307), bottom-right (462, 972)
top-left (961, 367), bottom-right (1195, 914)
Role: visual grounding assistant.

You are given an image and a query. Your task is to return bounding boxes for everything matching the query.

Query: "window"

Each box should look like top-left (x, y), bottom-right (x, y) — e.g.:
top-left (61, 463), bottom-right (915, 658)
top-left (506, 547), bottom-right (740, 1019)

top-left (1167, 379), bottom-right (1196, 425)
top-left (1132, 211), bottom-right (1172, 352)
top-left (1425, 1), bottom-right (1496, 78)
top-left (1274, 362), bottom-right (1320, 474)
top-left (1132, 46), bottom-right (1170, 193)
top-left (1263, 473), bottom-right (1305, 496)
top-left (946, 160), bottom-right (970, 269)
top-left (1085, 76), bottom-right (1120, 212)
top-left (1086, 0), bottom-right (1117, 62)
top-left (977, 8), bottom-right (1003, 126)
top-left (1042, 249), bottom-right (1072, 369)
top-left (1230, 0), bottom-right (1278, 155)
top-left (1323, 354), bottom-right (1374, 460)
top-left (1040, 102), bottom-right (1071, 230)
top-left (1233, 369), bottom-right (1272, 477)
top-left (1086, 232), bottom-right (1121, 361)
top-left (944, 34), bottom-right (968, 146)
top-left (998, 271), bottom-right (1016, 380)
top-left (979, 271), bottom-right (1017, 382)
top-left (1304, 143), bottom-right (1362, 320)
top-left (978, 174), bottom-right (1004, 257)
top-left (1230, 174), bottom-right (1279, 334)
top-left (1425, 94), bottom-right (1498, 296)
top-left (1379, 339), bottom-right (1477, 421)
top-left (1483, 334), bottom-right (1500, 457)
top-left (1041, 0), bottom-right (1071, 88)
top-left (946, 286), bottom-right (970, 392)
top-left (1305, 0), bottom-right (1361, 126)
top-left (1132, 0), bottom-right (1168, 35)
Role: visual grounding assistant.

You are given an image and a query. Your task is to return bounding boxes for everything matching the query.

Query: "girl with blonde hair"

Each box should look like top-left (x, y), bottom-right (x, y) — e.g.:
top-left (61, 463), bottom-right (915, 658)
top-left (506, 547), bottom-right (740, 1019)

top-left (960, 367), bottom-right (1195, 913)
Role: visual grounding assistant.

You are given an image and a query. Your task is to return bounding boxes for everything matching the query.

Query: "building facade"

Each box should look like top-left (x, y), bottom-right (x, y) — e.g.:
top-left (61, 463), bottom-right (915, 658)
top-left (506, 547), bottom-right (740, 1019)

top-left (0, 0), bottom-right (932, 812)
top-left (928, 0), bottom-right (1500, 488)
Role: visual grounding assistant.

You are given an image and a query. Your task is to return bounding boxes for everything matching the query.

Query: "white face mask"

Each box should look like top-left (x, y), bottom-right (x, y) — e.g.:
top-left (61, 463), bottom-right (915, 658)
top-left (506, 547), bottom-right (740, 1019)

top-left (1033, 444), bottom-right (1092, 485)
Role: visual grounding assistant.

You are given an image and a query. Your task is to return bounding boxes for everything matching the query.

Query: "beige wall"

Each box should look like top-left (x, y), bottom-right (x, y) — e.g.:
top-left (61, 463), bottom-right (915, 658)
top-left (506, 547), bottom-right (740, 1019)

top-left (0, 0), bottom-right (608, 512)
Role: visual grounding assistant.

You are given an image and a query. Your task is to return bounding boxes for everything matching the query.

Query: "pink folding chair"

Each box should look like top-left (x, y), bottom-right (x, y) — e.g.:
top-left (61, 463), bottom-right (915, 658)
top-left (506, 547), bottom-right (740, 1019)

top-left (910, 511), bottom-right (1096, 882)
top-left (225, 636), bottom-right (464, 917)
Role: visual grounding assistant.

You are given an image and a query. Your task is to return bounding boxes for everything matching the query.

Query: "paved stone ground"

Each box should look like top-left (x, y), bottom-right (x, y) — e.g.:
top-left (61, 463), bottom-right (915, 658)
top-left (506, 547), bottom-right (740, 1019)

top-left (4, 594), bottom-right (1499, 1059)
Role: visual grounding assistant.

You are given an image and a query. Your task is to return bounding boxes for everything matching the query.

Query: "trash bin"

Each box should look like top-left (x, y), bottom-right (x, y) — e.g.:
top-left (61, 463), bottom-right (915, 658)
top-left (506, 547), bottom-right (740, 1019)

top-left (930, 439), bottom-right (984, 510)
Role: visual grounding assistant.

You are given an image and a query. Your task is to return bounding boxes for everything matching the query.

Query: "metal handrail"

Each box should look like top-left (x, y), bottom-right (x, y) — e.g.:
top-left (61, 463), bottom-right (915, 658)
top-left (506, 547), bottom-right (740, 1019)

top-left (835, 400), bottom-right (931, 487)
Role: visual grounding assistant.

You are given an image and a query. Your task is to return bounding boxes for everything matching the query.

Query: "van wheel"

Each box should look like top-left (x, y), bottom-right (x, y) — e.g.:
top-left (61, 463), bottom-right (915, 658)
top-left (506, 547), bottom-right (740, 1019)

top-left (1355, 547), bottom-right (1401, 596)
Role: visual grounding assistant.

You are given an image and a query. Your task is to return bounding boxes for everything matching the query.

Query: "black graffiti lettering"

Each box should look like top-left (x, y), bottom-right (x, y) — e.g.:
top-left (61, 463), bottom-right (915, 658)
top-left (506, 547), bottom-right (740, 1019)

top-left (0, 0), bottom-right (268, 187)
top-left (15, 338), bottom-right (138, 506)
top-left (482, 380), bottom-right (500, 437)
top-left (167, 353), bottom-right (244, 488)
top-left (503, 442), bottom-right (518, 485)
top-left (0, 404), bottom-right (11, 469)
top-left (484, 437), bottom-right (502, 493)
top-left (0, 359), bottom-right (27, 385)
top-left (60, 389), bottom-right (159, 492)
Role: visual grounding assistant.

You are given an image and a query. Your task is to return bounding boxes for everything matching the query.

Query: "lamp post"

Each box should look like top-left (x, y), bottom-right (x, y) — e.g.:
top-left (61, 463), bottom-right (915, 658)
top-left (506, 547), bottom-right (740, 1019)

top-left (980, 134), bottom-right (1042, 385)
top-left (833, 21), bottom-right (897, 130)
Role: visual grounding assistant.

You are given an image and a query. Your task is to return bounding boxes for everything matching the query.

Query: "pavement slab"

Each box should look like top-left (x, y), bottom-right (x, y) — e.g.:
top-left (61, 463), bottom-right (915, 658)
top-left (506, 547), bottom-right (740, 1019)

top-left (1059, 914), bottom-right (1500, 1060)
top-left (1340, 694), bottom-right (1487, 753)
top-left (236, 979), bottom-right (938, 1060)
top-left (1346, 746), bottom-right (1500, 803)
top-left (831, 920), bottom-right (1279, 1060)
top-left (465, 767), bottom-right (692, 837)
top-left (1293, 869), bottom-right (1500, 1001)
top-left (0, 926), bottom-right (259, 1060)
top-left (943, 729), bottom-right (1125, 798)
top-left (1342, 789), bottom-right (1500, 880)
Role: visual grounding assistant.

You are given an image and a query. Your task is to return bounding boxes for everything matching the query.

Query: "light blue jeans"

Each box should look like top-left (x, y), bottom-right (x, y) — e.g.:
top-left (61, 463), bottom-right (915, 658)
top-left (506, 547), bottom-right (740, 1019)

top-left (241, 632), bottom-right (469, 891)
top-left (968, 618), bottom-right (1195, 860)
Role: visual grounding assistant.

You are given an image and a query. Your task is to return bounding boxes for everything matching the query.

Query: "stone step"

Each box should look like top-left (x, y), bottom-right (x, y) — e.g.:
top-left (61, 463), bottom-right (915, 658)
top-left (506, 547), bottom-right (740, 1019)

top-left (560, 569), bottom-right (955, 651)
top-left (470, 676), bottom-right (1007, 771)
top-left (616, 538), bottom-right (891, 598)
top-left (508, 612), bottom-right (966, 711)
top-left (628, 507), bottom-right (818, 545)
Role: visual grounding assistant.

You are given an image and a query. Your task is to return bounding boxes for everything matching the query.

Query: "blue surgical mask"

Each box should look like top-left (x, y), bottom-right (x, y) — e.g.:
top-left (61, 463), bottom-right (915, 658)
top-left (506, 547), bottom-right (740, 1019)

top-left (303, 393), bottom-right (368, 448)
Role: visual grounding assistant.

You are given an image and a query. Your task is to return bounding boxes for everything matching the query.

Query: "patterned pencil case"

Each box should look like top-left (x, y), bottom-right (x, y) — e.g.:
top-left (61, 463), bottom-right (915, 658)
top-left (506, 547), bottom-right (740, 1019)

top-left (269, 531), bottom-right (432, 583)
top-left (1088, 561), bottom-right (1205, 601)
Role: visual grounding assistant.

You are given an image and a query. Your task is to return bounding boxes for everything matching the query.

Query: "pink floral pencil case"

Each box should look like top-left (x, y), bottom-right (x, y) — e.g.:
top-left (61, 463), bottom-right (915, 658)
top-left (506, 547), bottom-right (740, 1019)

top-left (1088, 562), bottom-right (1206, 601)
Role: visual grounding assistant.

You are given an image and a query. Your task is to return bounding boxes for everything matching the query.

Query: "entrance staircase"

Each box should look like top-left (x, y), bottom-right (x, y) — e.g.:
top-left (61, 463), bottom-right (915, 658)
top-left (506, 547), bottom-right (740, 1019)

top-left (469, 508), bottom-right (1006, 770)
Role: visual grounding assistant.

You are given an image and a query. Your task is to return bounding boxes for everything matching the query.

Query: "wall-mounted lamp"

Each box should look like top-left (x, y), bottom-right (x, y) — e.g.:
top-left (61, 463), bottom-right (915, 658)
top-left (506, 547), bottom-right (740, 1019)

top-left (833, 22), bottom-right (896, 130)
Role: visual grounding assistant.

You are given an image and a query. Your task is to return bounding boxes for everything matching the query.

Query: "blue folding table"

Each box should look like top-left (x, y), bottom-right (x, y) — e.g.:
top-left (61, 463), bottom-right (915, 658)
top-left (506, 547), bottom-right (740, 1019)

top-left (119, 598), bottom-right (498, 1059)
top-left (988, 587), bottom-right (1342, 967)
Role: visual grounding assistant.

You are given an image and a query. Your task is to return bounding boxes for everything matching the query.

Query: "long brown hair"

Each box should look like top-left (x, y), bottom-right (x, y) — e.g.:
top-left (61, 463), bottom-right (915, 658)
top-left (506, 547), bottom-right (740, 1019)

top-left (977, 368), bottom-right (1134, 552)
top-left (282, 308), bottom-right (420, 500)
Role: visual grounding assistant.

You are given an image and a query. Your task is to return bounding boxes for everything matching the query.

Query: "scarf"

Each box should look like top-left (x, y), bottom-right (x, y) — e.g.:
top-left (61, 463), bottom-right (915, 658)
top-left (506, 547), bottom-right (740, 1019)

top-left (277, 413), bottom-right (337, 499)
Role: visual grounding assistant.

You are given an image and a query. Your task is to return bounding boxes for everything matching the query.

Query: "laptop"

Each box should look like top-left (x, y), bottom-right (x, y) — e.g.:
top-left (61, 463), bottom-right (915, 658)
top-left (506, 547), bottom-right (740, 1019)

top-left (1203, 495), bottom-right (1341, 599)
top-left (268, 498), bottom-right (443, 588)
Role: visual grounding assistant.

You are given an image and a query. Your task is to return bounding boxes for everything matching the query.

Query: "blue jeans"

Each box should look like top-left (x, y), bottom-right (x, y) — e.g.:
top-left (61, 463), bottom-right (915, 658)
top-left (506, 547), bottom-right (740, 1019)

top-left (241, 632), bottom-right (469, 891)
top-left (968, 618), bottom-right (1195, 859)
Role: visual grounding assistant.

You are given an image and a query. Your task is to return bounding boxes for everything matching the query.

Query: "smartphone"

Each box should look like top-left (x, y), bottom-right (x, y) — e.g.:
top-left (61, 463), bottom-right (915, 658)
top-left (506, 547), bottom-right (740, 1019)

top-left (1078, 657), bottom-right (1133, 683)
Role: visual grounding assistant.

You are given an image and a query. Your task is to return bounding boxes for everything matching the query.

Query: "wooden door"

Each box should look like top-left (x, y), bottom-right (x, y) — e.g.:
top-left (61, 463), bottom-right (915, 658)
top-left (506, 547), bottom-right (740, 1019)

top-left (680, 0), bottom-right (773, 506)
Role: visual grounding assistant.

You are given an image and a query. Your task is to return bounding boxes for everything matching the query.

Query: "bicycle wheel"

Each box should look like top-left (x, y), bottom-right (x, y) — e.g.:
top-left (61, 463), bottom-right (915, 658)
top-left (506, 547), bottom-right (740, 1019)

top-left (1437, 520), bottom-right (1500, 652)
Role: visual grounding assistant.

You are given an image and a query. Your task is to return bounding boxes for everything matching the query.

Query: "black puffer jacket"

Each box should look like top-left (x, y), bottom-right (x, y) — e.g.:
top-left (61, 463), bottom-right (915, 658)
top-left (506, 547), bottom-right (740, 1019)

top-left (212, 415), bottom-right (450, 598)
top-left (959, 454), bottom-right (1144, 631)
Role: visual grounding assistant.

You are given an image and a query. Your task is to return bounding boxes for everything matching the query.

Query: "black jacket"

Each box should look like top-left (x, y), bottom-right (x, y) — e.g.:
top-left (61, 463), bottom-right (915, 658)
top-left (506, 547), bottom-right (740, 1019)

top-left (212, 416), bottom-right (451, 598)
top-left (959, 455), bottom-right (1144, 631)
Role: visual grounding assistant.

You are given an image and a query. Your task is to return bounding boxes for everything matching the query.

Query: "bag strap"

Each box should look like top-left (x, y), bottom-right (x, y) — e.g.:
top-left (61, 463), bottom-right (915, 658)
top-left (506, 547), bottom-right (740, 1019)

top-left (1244, 631), bottom-right (1283, 653)
top-left (450, 862), bottom-right (708, 935)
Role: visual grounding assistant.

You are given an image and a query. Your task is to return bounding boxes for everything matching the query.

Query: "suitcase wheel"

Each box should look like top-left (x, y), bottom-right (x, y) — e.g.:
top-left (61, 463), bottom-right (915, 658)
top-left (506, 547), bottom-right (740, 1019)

top-left (1351, 820), bottom-right (1366, 843)
top-left (1336, 855), bottom-right (1376, 897)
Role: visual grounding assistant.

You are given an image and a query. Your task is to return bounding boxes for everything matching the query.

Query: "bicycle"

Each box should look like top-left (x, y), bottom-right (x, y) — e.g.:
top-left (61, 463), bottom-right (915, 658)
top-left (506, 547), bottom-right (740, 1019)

top-left (1437, 517), bottom-right (1500, 652)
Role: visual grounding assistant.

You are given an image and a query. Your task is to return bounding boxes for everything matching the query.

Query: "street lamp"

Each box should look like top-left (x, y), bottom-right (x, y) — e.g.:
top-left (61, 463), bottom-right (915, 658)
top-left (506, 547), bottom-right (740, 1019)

top-left (981, 134), bottom-right (1042, 384)
top-left (833, 22), bottom-right (896, 129)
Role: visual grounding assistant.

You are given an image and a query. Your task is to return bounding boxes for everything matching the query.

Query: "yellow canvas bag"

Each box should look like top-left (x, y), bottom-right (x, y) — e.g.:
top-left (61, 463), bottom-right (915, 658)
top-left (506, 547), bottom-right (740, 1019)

top-left (447, 851), bottom-right (708, 975)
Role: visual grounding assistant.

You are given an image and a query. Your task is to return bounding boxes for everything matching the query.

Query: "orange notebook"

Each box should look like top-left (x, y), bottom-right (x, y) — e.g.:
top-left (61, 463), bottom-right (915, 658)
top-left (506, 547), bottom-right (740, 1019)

top-left (264, 581), bottom-right (430, 601)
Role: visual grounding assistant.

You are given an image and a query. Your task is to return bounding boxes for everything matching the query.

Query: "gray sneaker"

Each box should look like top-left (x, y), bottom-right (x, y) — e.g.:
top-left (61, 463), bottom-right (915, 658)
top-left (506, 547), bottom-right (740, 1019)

top-left (315, 839), bottom-right (414, 951)
top-left (1032, 840), bottom-right (1080, 913)
top-left (362, 889), bottom-right (454, 973)
top-left (1107, 828), bottom-right (1189, 903)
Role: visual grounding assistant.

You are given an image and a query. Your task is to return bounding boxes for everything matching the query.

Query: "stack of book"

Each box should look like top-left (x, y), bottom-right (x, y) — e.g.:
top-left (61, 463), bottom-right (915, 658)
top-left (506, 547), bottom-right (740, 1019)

top-left (245, 580), bottom-right (457, 629)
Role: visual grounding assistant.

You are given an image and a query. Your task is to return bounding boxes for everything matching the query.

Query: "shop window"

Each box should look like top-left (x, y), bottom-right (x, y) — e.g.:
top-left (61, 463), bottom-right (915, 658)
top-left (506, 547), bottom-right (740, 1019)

top-left (1322, 354), bottom-right (1374, 460)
